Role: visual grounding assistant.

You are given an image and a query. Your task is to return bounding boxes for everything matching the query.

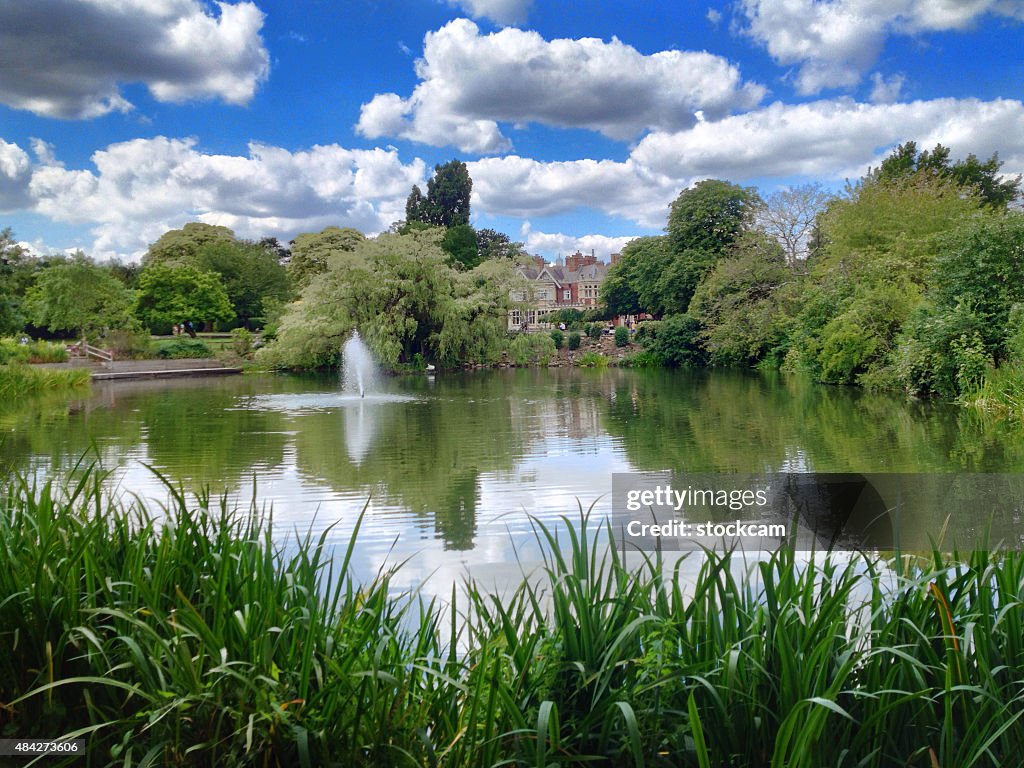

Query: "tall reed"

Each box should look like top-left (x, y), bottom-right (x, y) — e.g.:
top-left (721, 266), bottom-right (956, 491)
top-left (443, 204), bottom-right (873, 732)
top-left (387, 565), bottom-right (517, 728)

top-left (2, 471), bottom-right (1024, 766)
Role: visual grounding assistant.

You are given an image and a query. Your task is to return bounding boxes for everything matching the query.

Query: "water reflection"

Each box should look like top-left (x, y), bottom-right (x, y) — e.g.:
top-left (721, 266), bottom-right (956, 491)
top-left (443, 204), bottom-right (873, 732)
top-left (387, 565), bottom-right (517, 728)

top-left (3, 369), bottom-right (1024, 572)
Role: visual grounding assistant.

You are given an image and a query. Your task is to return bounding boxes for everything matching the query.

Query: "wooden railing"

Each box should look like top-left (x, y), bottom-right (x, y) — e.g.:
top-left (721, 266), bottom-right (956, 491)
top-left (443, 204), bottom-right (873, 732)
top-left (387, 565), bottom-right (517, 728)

top-left (66, 341), bottom-right (114, 367)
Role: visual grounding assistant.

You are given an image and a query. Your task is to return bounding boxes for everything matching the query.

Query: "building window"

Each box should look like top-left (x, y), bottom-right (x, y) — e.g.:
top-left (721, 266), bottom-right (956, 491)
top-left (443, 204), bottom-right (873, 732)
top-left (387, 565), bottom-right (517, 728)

top-left (563, 290), bottom-right (571, 300)
top-left (510, 310), bottom-right (521, 326)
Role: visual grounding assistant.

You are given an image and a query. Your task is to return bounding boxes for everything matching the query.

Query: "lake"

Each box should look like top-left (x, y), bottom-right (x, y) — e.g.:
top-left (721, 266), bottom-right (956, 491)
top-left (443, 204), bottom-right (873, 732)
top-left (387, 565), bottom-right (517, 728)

top-left (4, 368), bottom-right (1023, 596)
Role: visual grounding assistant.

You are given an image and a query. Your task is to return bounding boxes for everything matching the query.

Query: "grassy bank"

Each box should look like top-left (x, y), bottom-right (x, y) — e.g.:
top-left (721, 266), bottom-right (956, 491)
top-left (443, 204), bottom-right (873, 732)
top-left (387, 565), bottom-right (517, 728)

top-left (0, 363), bottom-right (91, 398)
top-left (2, 472), bottom-right (1024, 766)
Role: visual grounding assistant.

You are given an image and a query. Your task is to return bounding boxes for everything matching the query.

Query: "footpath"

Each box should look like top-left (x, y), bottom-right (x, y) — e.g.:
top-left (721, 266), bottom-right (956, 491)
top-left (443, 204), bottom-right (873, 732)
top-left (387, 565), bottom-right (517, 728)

top-left (39, 357), bottom-right (242, 381)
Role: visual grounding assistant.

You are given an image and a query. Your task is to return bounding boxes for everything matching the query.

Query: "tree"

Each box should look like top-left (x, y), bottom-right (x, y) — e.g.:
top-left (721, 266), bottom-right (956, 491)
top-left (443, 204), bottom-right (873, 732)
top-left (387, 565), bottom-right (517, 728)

top-left (870, 141), bottom-right (1020, 209)
top-left (25, 253), bottom-right (136, 339)
top-left (601, 236), bottom-right (673, 317)
top-left (406, 160), bottom-right (472, 228)
top-left (476, 228), bottom-right (525, 261)
top-left (664, 180), bottom-right (761, 312)
top-left (756, 183), bottom-right (833, 265)
top-left (0, 228), bottom-right (37, 334)
top-left (191, 240), bottom-right (290, 328)
top-left (441, 224), bottom-right (480, 270)
top-left (135, 264), bottom-right (234, 333)
top-left (288, 226), bottom-right (365, 289)
top-left (143, 222), bottom-right (236, 266)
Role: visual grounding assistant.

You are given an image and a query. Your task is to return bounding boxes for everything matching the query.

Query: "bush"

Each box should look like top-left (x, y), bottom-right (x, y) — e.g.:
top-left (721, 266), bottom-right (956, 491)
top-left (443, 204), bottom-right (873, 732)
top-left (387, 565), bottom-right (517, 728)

top-left (508, 333), bottom-right (556, 366)
top-left (633, 321), bottom-right (661, 345)
top-left (575, 351), bottom-right (609, 368)
top-left (0, 337), bottom-right (69, 365)
top-left (648, 313), bottom-right (706, 367)
top-left (230, 327), bottom-right (254, 358)
top-left (567, 332), bottom-right (581, 351)
top-left (156, 339), bottom-right (213, 359)
top-left (550, 329), bottom-right (564, 349)
top-left (614, 326), bottom-right (629, 347)
top-left (621, 349), bottom-right (665, 368)
top-left (103, 329), bottom-right (153, 360)
top-left (586, 323), bottom-right (602, 340)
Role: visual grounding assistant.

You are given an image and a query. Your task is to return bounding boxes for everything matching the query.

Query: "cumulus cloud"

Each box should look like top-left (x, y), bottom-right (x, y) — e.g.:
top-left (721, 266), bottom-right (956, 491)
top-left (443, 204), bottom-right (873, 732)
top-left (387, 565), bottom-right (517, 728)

top-left (520, 222), bottom-right (634, 262)
top-left (0, 139), bottom-right (33, 211)
top-left (869, 73), bottom-right (906, 104)
top-left (631, 97), bottom-right (1024, 182)
top-left (357, 19), bottom-right (765, 153)
top-left (13, 136), bottom-right (425, 259)
top-left (469, 155), bottom-right (678, 228)
top-left (0, 0), bottom-right (269, 119)
top-left (447, 0), bottom-right (533, 26)
top-left (739, 0), bottom-right (1024, 94)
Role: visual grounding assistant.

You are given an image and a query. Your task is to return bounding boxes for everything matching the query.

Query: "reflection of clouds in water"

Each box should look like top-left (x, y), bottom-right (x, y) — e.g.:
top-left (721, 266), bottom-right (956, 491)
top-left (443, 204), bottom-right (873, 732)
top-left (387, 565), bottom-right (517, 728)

top-left (240, 392), bottom-right (417, 412)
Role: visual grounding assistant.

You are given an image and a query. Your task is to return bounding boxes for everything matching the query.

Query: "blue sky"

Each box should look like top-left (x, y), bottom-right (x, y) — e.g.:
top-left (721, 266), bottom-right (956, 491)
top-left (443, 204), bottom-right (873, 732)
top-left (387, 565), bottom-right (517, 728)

top-left (0, 0), bottom-right (1022, 262)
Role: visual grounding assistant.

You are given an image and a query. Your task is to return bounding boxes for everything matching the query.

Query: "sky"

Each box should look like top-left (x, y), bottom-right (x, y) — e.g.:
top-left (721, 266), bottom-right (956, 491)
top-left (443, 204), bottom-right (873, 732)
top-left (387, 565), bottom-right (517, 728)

top-left (0, 0), bottom-right (1022, 263)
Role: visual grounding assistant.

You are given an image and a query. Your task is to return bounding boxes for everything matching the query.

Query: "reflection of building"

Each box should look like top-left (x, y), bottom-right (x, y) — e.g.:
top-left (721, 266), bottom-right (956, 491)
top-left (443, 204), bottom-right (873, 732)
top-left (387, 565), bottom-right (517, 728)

top-left (509, 251), bottom-right (619, 329)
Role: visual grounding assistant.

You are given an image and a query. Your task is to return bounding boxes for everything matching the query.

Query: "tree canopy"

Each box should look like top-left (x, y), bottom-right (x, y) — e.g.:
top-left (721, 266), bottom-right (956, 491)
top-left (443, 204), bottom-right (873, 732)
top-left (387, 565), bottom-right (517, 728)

top-left (135, 264), bottom-right (234, 333)
top-left (405, 160), bottom-right (472, 229)
top-left (289, 226), bottom-right (366, 290)
top-left (25, 253), bottom-right (136, 339)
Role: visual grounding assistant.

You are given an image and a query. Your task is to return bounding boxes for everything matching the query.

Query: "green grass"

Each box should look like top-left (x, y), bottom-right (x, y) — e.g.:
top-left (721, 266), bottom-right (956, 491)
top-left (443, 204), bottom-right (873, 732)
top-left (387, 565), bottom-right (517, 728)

top-left (2, 470), bottom-right (1024, 766)
top-left (961, 364), bottom-right (1024, 420)
top-left (0, 363), bottom-right (91, 398)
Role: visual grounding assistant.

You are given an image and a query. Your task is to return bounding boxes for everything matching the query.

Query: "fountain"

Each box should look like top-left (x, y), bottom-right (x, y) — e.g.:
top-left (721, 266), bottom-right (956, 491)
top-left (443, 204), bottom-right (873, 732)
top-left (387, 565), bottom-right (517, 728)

top-left (342, 330), bottom-right (376, 398)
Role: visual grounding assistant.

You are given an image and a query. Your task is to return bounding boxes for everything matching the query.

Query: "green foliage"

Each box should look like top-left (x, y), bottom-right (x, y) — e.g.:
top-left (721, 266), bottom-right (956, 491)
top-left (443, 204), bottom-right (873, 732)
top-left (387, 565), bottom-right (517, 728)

top-left (0, 337), bottom-right (68, 364)
top-left (668, 179), bottom-right (761, 255)
top-left (508, 332), bottom-right (556, 365)
top-left (633, 320), bottom-right (661, 345)
top-left (190, 239), bottom-right (291, 328)
top-left (156, 339), bottom-right (214, 359)
top-left (871, 141), bottom-right (1021, 209)
top-left (288, 226), bottom-right (365, 290)
top-left (230, 327), bottom-right (254, 357)
top-left (263, 230), bottom-right (513, 370)
top-left (647, 313), bottom-right (706, 367)
top-left (550, 328), bottom-right (564, 349)
top-left (586, 323), bottom-right (603, 340)
top-left (602, 235), bottom-right (673, 316)
top-left (690, 233), bottom-right (793, 367)
top-left (1007, 304), bottom-right (1024, 364)
top-left (0, 363), bottom-right (90, 398)
top-left (567, 331), bottom-right (581, 350)
top-left (575, 350), bottom-right (609, 367)
top-left (0, 228), bottom-right (40, 334)
top-left (103, 328), bottom-right (153, 360)
top-left (475, 228), bottom-right (524, 261)
top-left (406, 159), bottom-right (472, 228)
top-left (614, 325), bottom-right (629, 347)
top-left (143, 222), bottom-right (235, 265)
top-left (135, 264), bottom-right (234, 333)
top-left (25, 253), bottom-right (137, 339)
top-left (441, 223), bottom-right (480, 269)
top-left (897, 303), bottom-right (988, 397)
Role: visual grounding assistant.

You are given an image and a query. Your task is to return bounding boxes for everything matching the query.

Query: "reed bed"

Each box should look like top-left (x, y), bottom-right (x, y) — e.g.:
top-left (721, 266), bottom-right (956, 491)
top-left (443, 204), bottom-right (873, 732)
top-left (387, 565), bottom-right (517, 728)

top-left (2, 469), bottom-right (1024, 767)
top-left (0, 337), bottom-right (69, 365)
top-left (0, 363), bottom-right (90, 398)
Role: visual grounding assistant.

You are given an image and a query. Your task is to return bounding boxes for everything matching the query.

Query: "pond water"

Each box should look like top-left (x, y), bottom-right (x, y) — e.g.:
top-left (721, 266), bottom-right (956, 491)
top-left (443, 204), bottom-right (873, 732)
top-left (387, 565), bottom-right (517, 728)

top-left (4, 368), bottom-right (1024, 596)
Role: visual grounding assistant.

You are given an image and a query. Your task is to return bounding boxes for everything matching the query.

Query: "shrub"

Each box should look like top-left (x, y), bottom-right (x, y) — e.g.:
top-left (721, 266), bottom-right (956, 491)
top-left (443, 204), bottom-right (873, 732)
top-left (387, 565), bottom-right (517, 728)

top-left (614, 325), bottom-right (629, 347)
top-left (575, 351), bottom-right (609, 368)
top-left (586, 323), bottom-right (602, 340)
top-left (230, 327), bottom-right (254, 358)
top-left (633, 321), bottom-right (661, 345)
top-left (508, 333), bottom-right (556, 366)
top-left (550, 329), bottom-right (564, 349)
top-left (567, 332), bottom-right (581, 351)
top-left (156, 339), bottom-right (213, 359)
top-left (103, 329), bottom-right (153, 360)
top-left (0, 337), bottom-right (69, 365)
top-left (648, 313), bottom-right (706, 367)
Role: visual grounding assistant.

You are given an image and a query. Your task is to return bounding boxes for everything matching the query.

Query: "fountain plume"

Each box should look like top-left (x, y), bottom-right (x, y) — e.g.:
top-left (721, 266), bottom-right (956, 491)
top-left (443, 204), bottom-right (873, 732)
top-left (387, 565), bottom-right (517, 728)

top-left (342, 330), bottom-right (376, 398)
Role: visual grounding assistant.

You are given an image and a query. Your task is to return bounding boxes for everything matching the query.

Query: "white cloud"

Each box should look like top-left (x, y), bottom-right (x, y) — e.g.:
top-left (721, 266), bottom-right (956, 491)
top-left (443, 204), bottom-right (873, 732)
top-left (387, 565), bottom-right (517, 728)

top-left (16, 137), bottom-right (425, 260)
top-left (0, 139), bottom-right (33, 211)
top-left (631, 97), bottom-right (1024, 182)
top-left (447, 0), bottom-right (533, 26)
top-left (869, 73), bottom-right (906, 104)
top-left (357, 19), bottom-right (765, 153)
top-left (469, 155), bottom-right (677, 228)
top-left (0, 0), bottom-right (269, 119)
top-left (520, 222), bottom-right (634, 262)
top-left (739, 0), bottom-right (1024, 94)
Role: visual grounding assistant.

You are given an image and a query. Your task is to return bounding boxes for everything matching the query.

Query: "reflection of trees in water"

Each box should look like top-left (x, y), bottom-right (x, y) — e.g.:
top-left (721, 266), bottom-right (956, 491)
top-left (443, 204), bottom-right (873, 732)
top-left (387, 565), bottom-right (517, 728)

top-left (293, 370), bottom-right (613, 550)
top-left (601, 369), bottom-right (1024, 474)
top-left (1, 378), bottom-right (288, 491)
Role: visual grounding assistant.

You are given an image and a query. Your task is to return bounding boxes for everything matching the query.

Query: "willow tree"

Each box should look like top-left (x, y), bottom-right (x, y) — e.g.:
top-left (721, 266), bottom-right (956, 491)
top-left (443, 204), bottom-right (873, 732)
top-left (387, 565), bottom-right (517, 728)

top-left (261, 229), bottom-right (513, 370)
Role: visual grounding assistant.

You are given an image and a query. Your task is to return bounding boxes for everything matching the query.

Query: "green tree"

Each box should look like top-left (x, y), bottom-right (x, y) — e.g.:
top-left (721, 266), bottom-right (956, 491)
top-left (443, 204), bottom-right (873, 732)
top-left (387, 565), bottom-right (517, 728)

top-left (135, 264), bottom-right (234, 333)
top-left (601, 236), bottom-right (674, 317)
top-left (690, 233), bottom-right (795, 367)
top-left (143, 222), bottom-right (236, 266)
top-left (262, 229), bottom-right (512, 370)
top-left (288, 226), bottom-right (365, 290)
top-left (475, 228), bottom-right (524, 261)
top-left (191, 240), bottom-right (290, 328)
top-left (0, 228), bottom-right (38, 334)
top-left (871, 141), bottom-right (1020, 209)
top-left (441, 224), bottom-right (480, 270)
top-left (406, 160), bottom-right (472, 228)
top-left (25, 253), bottom-right (136, 340)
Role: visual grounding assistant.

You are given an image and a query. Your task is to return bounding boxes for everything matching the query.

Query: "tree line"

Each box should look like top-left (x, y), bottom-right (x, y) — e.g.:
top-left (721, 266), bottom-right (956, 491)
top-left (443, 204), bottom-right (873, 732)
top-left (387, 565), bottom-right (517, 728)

top-left (604, 142), bottom-right (1024, 409)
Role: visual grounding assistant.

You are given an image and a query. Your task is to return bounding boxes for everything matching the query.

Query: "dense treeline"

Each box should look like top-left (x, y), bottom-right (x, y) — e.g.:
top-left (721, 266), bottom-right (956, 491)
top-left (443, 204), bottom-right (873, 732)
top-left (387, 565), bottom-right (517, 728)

top-left (606, 143), bottom-right (1024, 415)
